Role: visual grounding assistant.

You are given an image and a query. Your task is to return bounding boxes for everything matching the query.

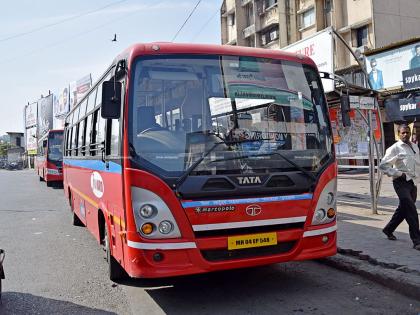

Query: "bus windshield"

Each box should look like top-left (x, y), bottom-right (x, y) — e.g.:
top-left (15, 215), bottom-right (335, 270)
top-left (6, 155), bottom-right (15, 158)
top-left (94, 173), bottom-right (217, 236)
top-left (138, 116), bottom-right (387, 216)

top-left (48, 132), bottom-right (64, 162)
top-left (129, 55), bottom-right (333, 177)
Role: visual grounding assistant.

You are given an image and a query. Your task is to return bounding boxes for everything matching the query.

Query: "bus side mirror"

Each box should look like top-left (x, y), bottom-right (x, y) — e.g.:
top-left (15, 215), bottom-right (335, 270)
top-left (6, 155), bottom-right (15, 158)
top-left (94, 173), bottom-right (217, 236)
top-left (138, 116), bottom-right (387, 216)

top-left (340, 95), bottom-right (351, 127)
top-left (101, 81), bottom-right (121, 119)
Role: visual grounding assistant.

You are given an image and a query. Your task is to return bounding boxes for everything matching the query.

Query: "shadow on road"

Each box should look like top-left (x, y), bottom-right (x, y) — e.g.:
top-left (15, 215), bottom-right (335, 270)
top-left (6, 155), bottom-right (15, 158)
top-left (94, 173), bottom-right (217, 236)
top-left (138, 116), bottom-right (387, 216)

top-left (0, 292), bottom-right (117, 314)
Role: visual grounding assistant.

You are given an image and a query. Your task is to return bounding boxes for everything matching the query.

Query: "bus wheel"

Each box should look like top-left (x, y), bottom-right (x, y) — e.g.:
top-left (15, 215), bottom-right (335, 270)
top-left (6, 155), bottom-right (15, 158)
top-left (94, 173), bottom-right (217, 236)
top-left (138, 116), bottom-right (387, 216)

top-left (104, 225), bottom-right (126, 281)
top-left (46, 181), bottom-right (53, 187)
top-left (69, 192), bottom-right (84, 227)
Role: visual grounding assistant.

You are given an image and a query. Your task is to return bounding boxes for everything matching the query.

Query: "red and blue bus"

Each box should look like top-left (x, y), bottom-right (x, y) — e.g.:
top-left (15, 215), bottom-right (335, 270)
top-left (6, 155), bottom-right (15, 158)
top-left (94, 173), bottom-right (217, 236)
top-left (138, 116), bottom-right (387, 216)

top-left (63, 43), bottom-right (338, 280)
top-left (36, 129), bottom-right (64, 187)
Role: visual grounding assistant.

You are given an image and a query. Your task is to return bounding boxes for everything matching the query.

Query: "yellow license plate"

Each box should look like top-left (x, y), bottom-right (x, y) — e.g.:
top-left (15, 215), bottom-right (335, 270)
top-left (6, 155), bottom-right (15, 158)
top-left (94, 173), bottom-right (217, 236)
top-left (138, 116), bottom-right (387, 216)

top-left (228, 232), bottom-right (277, 250)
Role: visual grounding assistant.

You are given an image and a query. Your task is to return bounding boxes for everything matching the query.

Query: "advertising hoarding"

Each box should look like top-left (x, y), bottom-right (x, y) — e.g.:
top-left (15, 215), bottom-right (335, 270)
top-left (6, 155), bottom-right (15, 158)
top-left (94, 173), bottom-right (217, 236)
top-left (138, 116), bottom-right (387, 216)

top-left (366, 41), bottom-right (420, 90)
top-left (282, 28), bottom-right (334, 92)
top-left (76, 74), bottom-right (92, 102)
top-left (25, 102), bottom-right (38, 128)
top-left (37, 94), bottom-right (53, 137)
top-left (26, 126), bottom-right (37, 155)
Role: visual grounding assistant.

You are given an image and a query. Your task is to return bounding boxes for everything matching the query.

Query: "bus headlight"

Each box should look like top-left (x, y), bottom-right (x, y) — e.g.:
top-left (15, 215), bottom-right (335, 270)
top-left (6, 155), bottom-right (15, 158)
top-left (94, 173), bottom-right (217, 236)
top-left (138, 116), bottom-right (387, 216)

top-left (140, 204), bottom-right (156, 218)
top-left (314, 209), bottom-right (326, 223)
top-left (132, 187), bottom-right (181, 239)
top-left (159, 221), bottom-right (173, 234)
top-left (311, 178), bottom-right (337, 226)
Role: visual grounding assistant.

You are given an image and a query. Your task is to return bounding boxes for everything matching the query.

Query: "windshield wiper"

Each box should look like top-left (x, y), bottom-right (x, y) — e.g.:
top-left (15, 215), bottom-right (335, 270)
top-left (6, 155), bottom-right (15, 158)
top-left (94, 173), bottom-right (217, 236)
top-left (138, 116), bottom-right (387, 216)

top-left (175, 140), bottom-right (226, 192)
top-left (210, 151), bottom-right (316, 181)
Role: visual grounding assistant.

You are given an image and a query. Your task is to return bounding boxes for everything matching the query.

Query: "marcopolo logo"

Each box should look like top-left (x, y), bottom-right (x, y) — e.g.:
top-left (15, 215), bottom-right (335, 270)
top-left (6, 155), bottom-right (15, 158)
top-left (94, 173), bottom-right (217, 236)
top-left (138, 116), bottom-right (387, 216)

top-left (91, 171), bottom-right (104, 198)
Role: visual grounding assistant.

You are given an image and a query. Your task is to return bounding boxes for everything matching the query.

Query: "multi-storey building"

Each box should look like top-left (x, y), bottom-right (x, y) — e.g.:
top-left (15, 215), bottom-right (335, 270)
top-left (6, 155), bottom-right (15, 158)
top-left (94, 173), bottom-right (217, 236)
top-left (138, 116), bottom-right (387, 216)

top-left (221, 0), bottom-right (420, 84)
top-left (220, 0), bottom-right (420, 162)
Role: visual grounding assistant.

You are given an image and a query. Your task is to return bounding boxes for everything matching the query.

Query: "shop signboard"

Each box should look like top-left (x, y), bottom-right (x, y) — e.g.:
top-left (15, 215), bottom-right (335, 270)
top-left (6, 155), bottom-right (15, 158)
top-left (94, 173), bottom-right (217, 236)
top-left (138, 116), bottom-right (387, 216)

top-left (398, 96), bottom-right (420, 117)
top-left (402, 67), bottom-right (420, 90)
top-left (366, 41), bottom-right (420, 90)
top-left (282, 27), bottom-right (334, 92)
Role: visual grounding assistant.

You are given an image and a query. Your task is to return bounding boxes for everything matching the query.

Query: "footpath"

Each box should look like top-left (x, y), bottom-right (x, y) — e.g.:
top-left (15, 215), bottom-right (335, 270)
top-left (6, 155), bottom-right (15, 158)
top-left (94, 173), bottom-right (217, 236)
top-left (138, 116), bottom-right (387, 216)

top-left (324, 172), bottom-right (420, 300)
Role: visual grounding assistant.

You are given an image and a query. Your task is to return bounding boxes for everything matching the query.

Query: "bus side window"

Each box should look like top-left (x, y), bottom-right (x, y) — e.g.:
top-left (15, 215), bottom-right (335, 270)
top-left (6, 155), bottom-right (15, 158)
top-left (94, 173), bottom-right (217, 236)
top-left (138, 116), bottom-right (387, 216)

top-left (91, 108), bottom-right (105, 155)
top-left (72, 124), bottom-right (78, 156)
top-left (85, 115), bottom-right (92, 156)
top-left (109, 118), bottom-right (120, 156)
top-left (78, 119), bottom-right (85, 156)
top-left (86, 89), bottom-right (96, 114)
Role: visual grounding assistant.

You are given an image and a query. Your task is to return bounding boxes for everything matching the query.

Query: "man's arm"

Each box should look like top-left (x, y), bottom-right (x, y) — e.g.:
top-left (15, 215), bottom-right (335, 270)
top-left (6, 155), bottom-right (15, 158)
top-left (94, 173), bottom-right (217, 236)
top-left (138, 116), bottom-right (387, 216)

top-left (379, 145), bottom-right (403, 178)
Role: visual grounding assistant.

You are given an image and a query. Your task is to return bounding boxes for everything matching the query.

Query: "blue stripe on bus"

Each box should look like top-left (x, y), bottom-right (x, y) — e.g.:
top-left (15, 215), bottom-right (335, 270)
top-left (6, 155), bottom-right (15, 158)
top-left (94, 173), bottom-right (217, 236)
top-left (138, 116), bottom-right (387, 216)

top-left (63, 159), bottom-right (122, 174)
top-left (181, 193), bottom-right (313, 208)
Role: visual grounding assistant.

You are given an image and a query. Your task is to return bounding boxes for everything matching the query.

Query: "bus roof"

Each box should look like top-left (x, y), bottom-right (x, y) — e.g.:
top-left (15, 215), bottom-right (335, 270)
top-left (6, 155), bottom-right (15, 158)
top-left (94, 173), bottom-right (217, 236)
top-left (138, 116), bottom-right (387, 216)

top-left (116, 42), bottom-right (318, 70)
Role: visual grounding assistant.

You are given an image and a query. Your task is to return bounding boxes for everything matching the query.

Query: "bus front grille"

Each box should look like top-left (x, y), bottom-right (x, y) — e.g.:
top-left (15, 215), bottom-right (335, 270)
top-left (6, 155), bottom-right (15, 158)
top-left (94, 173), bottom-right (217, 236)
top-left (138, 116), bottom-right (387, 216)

top-left (194, 222), bottom-right (304, 238)
top-left (201, 241), bottom-right (296, 262)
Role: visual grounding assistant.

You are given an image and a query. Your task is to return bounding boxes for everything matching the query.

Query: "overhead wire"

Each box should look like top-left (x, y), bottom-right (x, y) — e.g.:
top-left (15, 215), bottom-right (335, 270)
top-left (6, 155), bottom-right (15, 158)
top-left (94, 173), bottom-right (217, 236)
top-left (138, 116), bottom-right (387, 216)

top-left (191, 8), bottom-right (219, 43)
top-left (0, 2), bottom-right (162, 66)
top-left (0, 0), bottom-right (129, 43)
top-left (171, 0), bottom-right (202, 42)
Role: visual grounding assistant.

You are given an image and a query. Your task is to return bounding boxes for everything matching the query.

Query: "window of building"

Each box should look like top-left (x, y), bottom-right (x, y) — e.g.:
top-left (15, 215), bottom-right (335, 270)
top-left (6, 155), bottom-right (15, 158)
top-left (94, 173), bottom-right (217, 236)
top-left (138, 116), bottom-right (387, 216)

top-left (324, 0), bottom-right (332, 12)
top-left (355, 25), bottom-right (368, 47)
top-left (245, 3), bottom-right (254, 27)
top-left (300, 7), bottom-right (315, 29)
top-left (261, 26), bottom-right (279, 46)
top-left (264, 0), bottom-right (277, 10)
top-left (228, 13), bottom-right (235, 26)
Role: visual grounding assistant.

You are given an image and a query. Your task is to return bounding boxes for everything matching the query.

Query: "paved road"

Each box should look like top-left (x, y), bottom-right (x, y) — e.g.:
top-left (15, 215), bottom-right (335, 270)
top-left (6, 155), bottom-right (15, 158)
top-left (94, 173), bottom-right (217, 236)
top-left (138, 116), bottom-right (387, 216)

top-left (0, 170), bottom-right (419, 314)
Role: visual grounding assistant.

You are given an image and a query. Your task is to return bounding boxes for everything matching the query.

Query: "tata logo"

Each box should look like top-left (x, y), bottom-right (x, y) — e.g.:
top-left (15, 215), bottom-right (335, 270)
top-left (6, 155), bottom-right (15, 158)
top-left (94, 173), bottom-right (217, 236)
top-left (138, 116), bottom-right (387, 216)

top-left (237, 176), bottom-right (262, 185)
top-left (246, 204), bottom-right (262, 216)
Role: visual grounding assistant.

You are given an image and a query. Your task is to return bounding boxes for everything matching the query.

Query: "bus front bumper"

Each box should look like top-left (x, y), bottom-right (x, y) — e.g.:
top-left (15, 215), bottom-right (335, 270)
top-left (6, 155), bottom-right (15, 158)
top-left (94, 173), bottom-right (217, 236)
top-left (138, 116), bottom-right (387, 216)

top-left (124, 224), bottom-right (337, 278)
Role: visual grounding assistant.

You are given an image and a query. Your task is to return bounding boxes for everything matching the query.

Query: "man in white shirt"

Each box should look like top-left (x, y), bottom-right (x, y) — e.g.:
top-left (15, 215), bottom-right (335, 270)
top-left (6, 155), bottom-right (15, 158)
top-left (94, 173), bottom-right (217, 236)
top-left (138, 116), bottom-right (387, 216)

top-left (379, 124), bottom-right (420, 250)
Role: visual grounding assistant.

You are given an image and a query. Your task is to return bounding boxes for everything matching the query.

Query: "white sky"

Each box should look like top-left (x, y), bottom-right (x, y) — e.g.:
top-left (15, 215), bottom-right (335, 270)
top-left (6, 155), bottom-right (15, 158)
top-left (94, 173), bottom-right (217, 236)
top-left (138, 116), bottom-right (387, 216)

top-left (0, 0), bottom-right (222, 135)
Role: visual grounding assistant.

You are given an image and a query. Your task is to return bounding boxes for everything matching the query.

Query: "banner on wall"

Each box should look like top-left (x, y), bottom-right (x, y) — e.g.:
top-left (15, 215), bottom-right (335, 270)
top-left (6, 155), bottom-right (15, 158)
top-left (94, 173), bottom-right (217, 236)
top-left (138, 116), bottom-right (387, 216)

top-left (329, 107), bottom-right (381, 158)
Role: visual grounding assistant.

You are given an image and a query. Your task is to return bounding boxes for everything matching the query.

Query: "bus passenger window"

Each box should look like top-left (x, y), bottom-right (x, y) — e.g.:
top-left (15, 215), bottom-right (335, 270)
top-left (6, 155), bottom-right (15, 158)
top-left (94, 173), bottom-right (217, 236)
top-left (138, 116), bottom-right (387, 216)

top-left (85, 115), bottom-right (92, 156)
top-left (78, 120), bottom-right (85, 156)
top-left (110, 118), bottom-right (120, 156)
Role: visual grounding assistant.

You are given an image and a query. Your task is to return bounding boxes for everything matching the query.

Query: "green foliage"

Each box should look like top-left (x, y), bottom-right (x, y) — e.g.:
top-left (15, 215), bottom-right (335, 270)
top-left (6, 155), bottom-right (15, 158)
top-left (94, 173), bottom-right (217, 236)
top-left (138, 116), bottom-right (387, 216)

top-left (0, 142), bottom-right (11, 157)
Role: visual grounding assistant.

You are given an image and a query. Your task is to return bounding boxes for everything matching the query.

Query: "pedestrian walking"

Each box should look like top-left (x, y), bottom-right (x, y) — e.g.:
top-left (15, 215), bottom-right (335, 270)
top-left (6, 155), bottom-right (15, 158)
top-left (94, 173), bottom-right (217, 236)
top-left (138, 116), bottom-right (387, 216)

top-left (379, 124), bottom-right (420, 250)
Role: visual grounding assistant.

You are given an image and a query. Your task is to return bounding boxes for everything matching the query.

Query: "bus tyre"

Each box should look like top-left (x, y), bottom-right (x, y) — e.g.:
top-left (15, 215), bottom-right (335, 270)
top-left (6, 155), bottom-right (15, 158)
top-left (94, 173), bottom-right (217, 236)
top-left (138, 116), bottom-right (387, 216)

top-left (46, 181), bottom-right (53, 187)
top-left (69, 193), bottom-right (84, 227)
top-left (104, 226), bottom-right (126, 281)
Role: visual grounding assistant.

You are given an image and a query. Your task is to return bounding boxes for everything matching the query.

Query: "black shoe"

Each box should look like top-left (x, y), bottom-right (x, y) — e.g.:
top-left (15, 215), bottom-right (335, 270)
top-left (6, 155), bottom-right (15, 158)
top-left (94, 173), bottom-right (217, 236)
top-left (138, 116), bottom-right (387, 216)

top-left (383, 229), bottom-right (397, 240)
top-left (414, 244), bottom-right (420, 250)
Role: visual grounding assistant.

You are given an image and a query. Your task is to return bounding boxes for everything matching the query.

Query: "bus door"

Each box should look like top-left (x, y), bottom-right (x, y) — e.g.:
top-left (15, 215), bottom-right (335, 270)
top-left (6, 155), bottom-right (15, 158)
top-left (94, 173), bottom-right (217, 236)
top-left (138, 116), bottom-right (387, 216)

top-left (103, 78), bottom-right (125, 265)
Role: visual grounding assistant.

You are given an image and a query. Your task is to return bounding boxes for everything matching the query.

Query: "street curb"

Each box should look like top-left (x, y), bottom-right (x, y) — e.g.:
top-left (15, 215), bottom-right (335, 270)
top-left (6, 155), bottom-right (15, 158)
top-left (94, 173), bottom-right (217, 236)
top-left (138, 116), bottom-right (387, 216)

top-left (319, 254), bottom-right (420, 301)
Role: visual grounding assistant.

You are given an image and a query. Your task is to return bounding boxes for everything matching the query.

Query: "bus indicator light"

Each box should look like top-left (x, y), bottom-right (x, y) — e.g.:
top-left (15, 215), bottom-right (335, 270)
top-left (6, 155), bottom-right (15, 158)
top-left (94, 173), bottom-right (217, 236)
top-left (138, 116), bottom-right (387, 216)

top-left (141, 223), bottom-right (154, 235)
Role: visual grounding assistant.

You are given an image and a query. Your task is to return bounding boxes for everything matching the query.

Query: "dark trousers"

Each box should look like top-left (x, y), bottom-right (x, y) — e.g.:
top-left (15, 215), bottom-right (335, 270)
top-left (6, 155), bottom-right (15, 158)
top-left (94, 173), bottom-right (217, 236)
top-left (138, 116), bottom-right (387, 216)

top-left (384, 177), bottom-right (420, 245)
